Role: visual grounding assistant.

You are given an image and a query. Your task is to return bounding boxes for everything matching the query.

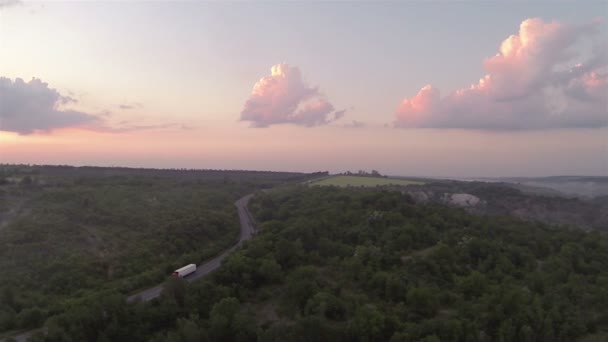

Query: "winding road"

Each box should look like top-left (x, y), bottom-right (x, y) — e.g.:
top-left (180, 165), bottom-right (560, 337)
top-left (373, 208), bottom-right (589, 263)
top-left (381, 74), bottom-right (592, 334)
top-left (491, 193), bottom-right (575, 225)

top-left (6, 194), bottom-right (256, 342)
top-left (127, 194), bottom-right (256, 302)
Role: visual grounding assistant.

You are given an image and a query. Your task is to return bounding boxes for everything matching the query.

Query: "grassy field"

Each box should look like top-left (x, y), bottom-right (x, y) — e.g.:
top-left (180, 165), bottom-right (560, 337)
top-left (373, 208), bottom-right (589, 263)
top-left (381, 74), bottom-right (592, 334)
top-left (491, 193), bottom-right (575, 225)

top-left (310, 175), bottom-right (424, 187)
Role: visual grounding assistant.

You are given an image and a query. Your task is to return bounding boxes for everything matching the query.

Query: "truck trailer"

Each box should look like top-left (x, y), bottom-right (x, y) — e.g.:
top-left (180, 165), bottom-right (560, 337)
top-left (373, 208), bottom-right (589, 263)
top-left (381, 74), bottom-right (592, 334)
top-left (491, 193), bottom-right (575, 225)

top-left (172, 264), bottom-right (197, 278)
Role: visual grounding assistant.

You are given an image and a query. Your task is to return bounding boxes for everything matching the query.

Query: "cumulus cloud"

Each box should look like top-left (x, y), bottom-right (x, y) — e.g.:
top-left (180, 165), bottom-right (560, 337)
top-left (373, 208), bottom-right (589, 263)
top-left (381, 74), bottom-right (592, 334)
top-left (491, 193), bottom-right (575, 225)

top-left (395, 18), bottom-right (608, 130)
top-left (0, 77), bottom-right (101, 134)
top-left (240, 64), bottom-right (345, 127)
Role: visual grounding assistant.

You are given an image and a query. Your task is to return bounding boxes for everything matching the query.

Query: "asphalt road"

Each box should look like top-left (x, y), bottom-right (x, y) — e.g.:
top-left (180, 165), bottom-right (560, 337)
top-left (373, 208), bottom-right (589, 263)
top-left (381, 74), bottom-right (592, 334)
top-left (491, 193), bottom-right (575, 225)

top-left (127, 193), bottom-right (256, 302)
top-left (5, 194), bottom-right (256, 342)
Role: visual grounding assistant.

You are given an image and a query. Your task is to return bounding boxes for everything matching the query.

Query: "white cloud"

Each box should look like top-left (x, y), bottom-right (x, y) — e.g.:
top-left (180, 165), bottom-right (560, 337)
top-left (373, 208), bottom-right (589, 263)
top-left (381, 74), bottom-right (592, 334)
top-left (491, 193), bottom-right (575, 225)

top-left (240, 64), bottom-right (345, 127)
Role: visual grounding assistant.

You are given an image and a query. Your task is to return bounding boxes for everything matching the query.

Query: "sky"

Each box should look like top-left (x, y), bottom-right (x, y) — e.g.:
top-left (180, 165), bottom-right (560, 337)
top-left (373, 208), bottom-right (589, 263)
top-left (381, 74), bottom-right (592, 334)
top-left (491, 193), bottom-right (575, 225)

top-left (0, 0), bottom-right (607, 177)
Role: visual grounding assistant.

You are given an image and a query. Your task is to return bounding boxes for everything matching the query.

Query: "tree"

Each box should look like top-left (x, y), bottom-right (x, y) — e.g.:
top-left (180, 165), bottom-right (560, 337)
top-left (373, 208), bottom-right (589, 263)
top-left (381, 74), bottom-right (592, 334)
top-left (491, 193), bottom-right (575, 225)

top-left (162, 277), bottom-right (187, 307)
top-left (0, 286), bottom-right (16, 313)
top-left (275, 238), bottom-right (303, 269)
top-left (347, 305), bottom-right (387, 341)
top-left (45, 317), bottom-right (72, 342)
top-left (518, 325), bottom-right (534, 342)
top-left (0, 309), bottom-right (16, 331)
top-left (498, 319), bottom-right (516, 342)
top-left (407, 287), bottom-right (439, 318)
top-left (20, 176), bottom-right (33, 186)
top-left (458, 271), bottom-right (488, 299)
top-left (294, 316), bottom-right (342, 342)
top-left (210, 297), bottom-right (240, 342)
top-left (304, 292), bottom-right (346, 321)
top-left (259, 257), bottom-right (283, 284)
top-left (16, 307), bottom-right (44, 329)
top-left (540, 316), bottom-right (555, 342)
top-left (285, 266), bottom-right (319, 312)
top-left (176, 317), bottom-right (206, 342)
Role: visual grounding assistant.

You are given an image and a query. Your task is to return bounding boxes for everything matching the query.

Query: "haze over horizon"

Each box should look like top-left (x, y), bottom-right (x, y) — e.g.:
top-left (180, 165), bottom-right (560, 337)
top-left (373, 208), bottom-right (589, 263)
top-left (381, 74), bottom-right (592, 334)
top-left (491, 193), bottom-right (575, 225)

top-left (1, 1), bottom-right (607, 177)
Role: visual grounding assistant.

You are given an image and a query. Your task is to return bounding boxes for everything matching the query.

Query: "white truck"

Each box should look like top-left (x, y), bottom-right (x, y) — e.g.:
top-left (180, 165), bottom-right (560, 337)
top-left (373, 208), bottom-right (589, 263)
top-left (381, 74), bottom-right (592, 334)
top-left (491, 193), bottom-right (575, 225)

top-left (172, 264), bottom-right (197, 278)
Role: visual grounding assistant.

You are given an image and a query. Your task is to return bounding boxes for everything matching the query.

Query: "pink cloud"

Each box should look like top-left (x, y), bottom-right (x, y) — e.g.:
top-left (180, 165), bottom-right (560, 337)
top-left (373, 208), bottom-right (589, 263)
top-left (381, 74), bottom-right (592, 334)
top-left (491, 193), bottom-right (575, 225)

top-left (240, 64), bottom-right (344, 127)
top-left (395, 18), bottom-right (608, 130)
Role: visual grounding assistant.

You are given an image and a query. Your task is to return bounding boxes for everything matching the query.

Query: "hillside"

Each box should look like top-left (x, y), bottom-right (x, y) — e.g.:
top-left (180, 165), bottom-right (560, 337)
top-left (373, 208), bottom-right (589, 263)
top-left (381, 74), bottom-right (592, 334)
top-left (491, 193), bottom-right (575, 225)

top-left (22, 186), bottom-right (608, 342)
top-left (476, 176), bottom-right (608, 199)
top-left (0, 165), bottom-right (314, 335)
top-left (400, 181), bottom-right (608, 232)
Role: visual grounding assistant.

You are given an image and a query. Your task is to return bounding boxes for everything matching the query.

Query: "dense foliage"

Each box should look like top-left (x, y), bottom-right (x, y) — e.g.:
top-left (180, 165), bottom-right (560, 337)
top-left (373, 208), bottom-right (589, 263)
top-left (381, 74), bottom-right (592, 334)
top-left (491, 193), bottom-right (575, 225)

top-left (19, 186), bottom-right (607, 341)
top-left (0, 166), bottom-right (314, 334)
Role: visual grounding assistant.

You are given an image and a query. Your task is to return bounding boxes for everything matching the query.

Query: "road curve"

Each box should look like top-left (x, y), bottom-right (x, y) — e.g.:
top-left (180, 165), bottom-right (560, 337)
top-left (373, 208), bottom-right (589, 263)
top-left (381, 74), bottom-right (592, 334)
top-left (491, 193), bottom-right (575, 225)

top-left (4, 194), bottom-right (256, 342)
top-left (127, 194), bottom-right (256, 302)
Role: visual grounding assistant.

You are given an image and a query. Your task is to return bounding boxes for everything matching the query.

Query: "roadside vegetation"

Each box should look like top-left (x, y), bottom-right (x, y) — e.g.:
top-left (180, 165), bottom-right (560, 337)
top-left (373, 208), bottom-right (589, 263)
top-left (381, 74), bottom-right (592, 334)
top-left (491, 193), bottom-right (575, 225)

top-left (21, 186), bottom-right (607, 341)
top-left (0, 165), bottom-right (314, 334)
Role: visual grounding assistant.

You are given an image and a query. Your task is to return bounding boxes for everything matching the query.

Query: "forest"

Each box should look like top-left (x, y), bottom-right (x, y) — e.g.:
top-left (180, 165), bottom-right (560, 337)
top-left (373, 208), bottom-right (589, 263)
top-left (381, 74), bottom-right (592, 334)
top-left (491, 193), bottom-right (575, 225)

top-left (0, 165), bottom-right (315, 337)
top-left (10, 185), bottom-right (606, 341)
